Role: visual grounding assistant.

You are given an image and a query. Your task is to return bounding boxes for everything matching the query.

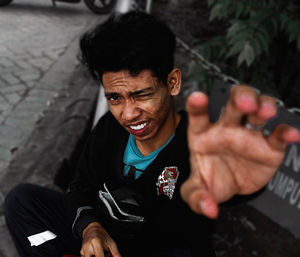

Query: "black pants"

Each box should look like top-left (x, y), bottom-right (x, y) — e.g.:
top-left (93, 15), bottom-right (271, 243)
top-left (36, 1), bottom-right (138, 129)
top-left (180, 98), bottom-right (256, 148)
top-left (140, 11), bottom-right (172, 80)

top-left (5, 183), bottom-right (215, 257)
top-left (4, 183), bottom-right (81, 257)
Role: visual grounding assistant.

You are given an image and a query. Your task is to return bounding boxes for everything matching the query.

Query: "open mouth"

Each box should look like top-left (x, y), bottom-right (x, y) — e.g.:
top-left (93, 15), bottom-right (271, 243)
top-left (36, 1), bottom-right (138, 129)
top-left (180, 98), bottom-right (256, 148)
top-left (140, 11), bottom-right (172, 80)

top-left (128, 121), bottom-right (150, 135)
top-left (129, 121), bottom-right (149, 131)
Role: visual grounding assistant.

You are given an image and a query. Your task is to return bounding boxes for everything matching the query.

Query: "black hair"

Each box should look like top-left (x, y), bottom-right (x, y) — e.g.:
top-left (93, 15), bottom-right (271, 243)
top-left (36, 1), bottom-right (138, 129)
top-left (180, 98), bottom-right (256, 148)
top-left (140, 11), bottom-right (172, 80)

top-left (80, 11), bottom-right (176, 85)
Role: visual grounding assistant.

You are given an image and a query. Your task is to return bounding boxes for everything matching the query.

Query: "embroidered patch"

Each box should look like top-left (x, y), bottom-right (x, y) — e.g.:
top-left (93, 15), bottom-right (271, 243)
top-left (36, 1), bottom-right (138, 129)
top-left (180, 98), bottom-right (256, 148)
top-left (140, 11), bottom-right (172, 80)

top-left (156, 166), bottom-right (179, 199)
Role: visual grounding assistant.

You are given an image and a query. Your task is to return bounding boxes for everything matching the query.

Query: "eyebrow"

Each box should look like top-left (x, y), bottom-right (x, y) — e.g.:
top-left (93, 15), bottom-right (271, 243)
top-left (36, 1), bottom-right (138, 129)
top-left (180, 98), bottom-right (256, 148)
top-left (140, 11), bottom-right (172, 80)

top-left (105, 87), bottom-right (154, 98)
top-left (129, 87), bottom-right (153, 97)
top-left (105, 92), bottom-right (119, 98)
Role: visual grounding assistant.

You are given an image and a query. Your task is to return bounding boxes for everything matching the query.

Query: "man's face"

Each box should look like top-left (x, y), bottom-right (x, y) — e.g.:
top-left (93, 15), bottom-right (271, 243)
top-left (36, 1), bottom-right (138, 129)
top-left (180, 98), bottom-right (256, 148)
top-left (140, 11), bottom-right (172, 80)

top-left (102, 69), bottom-right (178, 145)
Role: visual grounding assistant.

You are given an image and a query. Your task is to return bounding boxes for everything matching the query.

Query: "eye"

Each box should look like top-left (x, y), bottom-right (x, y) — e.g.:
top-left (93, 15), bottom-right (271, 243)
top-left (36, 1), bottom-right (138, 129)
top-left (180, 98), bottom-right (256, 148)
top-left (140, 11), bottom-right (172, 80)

top-left (106, 94), bottom-right (121, 104)
top-left (109, 95), bottom-right (119, 101)
top-left (135, 93), bottom-right (153, 100)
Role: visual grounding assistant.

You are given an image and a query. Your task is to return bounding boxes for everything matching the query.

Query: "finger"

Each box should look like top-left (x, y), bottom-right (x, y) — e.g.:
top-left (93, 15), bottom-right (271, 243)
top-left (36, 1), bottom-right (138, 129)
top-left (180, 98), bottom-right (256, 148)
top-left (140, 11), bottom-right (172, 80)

top-left (268, 124), bottom-right (300, 151)
top-left (81, 239), bottom-right (104, 257)
top-left (81, 246), bottom-right (98, 257)
top-left (246, 95), bottom-right (277, 126)
top-left (221, 85), bottom-right (259, 126)
top-left (93, 243), bottom-right (105, 257)
top-left (108, 241), bottom-right (121, 257)
top-left (180, 174), bottom-right (219, 219)
top-left (186, 91), bottom-right (210, 134)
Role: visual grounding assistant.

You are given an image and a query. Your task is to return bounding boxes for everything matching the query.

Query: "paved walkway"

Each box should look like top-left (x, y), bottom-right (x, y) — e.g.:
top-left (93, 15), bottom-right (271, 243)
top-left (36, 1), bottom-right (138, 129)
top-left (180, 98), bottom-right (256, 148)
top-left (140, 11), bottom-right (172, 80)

top-left (0, 1), bottom-right (108, 255)
top-left (0, 0), bottom-right (101, 175)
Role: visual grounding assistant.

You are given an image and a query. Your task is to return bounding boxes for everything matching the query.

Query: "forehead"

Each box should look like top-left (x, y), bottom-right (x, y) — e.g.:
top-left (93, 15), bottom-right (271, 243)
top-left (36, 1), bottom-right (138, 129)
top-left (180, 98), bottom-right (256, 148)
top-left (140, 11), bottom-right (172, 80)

top-left (102, 70), bottom-right (159, 92)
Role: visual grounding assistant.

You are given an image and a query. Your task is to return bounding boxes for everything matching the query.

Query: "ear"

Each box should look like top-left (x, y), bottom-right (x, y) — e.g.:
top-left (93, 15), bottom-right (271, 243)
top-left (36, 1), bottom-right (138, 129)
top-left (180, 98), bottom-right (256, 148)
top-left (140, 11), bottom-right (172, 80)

top-left (167, 68), bottom-right (182, 96)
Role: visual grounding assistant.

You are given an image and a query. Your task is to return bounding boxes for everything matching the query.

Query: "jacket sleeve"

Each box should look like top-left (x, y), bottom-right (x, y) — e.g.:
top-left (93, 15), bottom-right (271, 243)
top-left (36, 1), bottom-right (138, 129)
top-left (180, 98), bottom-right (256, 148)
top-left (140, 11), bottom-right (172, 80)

top-left (64, 112), bottom-right (114, 238)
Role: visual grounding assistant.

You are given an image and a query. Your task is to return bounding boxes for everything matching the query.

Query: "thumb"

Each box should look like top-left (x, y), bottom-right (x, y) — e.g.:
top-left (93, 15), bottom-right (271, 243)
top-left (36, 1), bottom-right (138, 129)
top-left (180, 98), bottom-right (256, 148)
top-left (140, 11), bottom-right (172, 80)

top-left (180, 174), bottom-right (219, 219)
top-left (186, 92), bottom-right (211, 134)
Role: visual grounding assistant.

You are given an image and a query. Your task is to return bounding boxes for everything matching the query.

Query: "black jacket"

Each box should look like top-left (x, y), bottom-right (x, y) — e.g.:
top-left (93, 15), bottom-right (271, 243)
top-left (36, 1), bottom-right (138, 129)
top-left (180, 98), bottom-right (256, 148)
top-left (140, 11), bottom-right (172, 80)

top-left (64, 111), bottom-right (215, 256)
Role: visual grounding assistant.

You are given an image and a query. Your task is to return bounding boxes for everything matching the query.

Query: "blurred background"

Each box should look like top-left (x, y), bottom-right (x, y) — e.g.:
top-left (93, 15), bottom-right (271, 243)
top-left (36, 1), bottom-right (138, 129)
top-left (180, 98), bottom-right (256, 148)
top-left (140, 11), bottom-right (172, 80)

top-left (0, 0), bottom-right (299, 256)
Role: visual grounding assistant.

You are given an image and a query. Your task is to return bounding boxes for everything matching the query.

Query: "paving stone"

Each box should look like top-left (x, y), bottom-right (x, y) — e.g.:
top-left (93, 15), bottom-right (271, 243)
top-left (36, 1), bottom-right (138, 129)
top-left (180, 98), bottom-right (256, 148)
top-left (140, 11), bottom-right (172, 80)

top-left (0, 73), bottom-right (21, 86)
top-left (0, 146), bottom-right (12, 162)
top-left (0, 125), bottom-right (27, 139)
top-left (4, 93), bottom-right (22, 105)
top-left (0, 57), bottom-right (15, 69)
top-left (21, 80), bottom-right (36, 89)
top-left (28, 88), bottom-right (56, 98)
top-left (24, 95), bottom-right (50, 106)
top-left (14, 99), bottom-right (47, 111)
top-left (15, 59), bottom-right (34, 70)
top-left (0, 161), bottom-right (7, 178)
top-left (0, 97), bottom-right (11, 112)
top-left (0, 84), bottom-right (27, 95)
top-left (5, 115), bottom-right (38, 129)
top-left (27, 56), bottom-right (53, 70)
top-left (0, 224), bottom-right (18, 257)
top-left (14, 68), bottom-right (42, 83)
top-left (0, 192), bottom-right (4, 208)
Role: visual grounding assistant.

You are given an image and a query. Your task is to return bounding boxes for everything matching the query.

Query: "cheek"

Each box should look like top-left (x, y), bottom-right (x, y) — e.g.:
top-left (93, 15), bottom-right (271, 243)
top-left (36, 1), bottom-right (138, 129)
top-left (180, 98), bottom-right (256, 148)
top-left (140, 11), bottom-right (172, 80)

top-left (108, 105), bottom-right (122, 120)
top-left (147, 93), bottom-right (170, 112)
top-left (141, 100), bottom-right (165, 116)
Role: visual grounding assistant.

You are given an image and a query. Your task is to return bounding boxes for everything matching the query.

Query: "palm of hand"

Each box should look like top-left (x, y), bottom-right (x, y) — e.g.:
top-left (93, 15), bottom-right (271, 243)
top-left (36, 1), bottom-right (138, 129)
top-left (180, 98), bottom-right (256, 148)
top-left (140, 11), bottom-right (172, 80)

top-left (188, 123), bottom-right (283, 204)
top-left (181, 87), bottom-right (300, 218)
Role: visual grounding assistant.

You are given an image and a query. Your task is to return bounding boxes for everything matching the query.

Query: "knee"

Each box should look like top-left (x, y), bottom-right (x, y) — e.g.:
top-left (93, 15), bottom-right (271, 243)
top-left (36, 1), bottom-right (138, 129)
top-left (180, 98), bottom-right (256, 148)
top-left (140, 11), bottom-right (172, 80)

top-left (4, 183), bottom-right (35, 219)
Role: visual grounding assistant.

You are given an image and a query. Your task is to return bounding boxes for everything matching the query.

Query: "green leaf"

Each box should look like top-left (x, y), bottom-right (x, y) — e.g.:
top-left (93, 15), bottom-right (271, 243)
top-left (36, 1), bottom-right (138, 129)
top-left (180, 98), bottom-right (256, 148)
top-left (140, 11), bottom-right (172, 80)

top-left (250, 38), bottom-right (262, 56)
top-left (209, 4), bottom-right (224, 21)
top-left (255, 30), bottom-right (269, 53)
top-left (226, 39), bottom-right (245, 58)
top-left (238, 42), bottom-right (255, 67)
top-left (265, 16), bottom-right (279, 37)
top-left (287, 22), bottom-right (300, 43)
top-left (227, 23), bottom-right (241, 37)
top-left (298, 35), bottom-right (300, 50)
top-left (235, 2), bottom-right (244, 18)
top-left (279, 13), bottom-right (289, 30)
top-left (207, 0), bottom-right (216, 7)
top-left (242, 3), bottom-right (252, 17)
top-left (227, 30), bottom-right (249, 46)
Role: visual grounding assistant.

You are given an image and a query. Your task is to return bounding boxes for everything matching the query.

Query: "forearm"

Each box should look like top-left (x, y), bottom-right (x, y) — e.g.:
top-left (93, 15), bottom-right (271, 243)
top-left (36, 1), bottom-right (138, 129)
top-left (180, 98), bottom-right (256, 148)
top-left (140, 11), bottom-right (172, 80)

top-left (64, 188), bottom-right (99, 237)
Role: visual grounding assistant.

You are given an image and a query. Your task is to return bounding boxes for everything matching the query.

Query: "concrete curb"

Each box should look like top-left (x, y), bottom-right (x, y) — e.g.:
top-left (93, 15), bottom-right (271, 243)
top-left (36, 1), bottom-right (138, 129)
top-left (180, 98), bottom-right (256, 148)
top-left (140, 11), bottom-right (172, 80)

top-left (0, 21), bottom-right (100, 257)
top-left (0, 41), bottom-right (98, 196)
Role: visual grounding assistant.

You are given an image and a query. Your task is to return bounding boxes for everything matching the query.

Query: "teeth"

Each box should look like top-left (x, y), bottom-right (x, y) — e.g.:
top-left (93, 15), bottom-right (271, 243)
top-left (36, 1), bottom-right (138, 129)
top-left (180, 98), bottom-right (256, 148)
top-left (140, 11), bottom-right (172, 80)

top-left (130, 122), bottom-right (148, 131)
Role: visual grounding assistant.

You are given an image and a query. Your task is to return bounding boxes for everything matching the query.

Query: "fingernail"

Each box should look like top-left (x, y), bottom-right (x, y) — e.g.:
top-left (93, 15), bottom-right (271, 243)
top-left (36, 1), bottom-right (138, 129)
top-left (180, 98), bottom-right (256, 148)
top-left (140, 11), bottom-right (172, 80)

top-left (262, 101), bottom-right (276, 112)
top-left (198, 200), bottom-right (206, 213)
top-left (239, 93), bottom-right (255, 104)
top-left (260, 101), bottom-right (276, 117)
top-left (285, 128), bottom-right (300, 143)
top-left (288, 128), bottom-right (300, 137)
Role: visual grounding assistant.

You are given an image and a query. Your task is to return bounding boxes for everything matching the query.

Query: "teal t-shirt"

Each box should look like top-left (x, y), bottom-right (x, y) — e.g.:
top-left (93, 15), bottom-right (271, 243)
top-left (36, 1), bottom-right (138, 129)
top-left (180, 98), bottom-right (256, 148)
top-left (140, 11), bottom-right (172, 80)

top-left (123, 134), bottom-right (175, 179)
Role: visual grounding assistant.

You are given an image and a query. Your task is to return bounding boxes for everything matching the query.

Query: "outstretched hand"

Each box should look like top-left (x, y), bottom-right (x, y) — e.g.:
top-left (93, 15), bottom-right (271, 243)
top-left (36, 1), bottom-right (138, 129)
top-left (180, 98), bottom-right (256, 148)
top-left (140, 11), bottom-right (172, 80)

top-left (180, 85), bottom-right (300, 219)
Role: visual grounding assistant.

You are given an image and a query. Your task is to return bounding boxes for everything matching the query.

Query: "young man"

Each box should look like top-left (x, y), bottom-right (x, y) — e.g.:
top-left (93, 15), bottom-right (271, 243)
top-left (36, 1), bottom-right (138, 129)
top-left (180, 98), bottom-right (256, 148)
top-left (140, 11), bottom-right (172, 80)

top-left (5, 11), bottom-right (300, 257)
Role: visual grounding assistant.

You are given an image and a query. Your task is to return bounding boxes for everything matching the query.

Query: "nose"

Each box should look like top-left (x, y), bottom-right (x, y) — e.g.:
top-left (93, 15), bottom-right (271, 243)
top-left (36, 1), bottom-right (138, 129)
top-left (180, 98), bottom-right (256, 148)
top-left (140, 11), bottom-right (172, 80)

top-left (121, 100), bottom-right (141, 122)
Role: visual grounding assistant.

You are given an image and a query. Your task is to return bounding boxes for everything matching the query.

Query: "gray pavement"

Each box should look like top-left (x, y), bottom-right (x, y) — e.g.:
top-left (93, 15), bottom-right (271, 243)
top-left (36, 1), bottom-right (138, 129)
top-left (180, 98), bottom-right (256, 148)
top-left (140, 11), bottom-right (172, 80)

top-left (0, 0), bottom-right (101, 174)
top-left (0, 1), bottom-right (108, 256)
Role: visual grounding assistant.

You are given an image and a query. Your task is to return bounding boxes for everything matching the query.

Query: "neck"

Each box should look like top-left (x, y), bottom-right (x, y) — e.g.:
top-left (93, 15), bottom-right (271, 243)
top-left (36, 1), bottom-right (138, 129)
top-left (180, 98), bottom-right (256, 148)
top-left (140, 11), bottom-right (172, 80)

top-left (136, 111), bottom-right (181, 156)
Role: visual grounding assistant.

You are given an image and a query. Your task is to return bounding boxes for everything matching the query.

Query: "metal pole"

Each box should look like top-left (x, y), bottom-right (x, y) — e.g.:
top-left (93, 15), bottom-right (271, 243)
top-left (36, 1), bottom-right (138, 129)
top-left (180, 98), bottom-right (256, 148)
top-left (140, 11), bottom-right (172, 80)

top-left (114, 0), bottom-right (133, 13)
top-left (145, 0), bottom-right (152, 13)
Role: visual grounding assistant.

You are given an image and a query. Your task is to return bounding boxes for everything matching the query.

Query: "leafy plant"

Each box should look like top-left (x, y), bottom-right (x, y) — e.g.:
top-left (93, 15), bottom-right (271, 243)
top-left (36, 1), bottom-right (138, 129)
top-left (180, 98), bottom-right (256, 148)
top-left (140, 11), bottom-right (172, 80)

top-left (188, 0), bottom-right (300, 101)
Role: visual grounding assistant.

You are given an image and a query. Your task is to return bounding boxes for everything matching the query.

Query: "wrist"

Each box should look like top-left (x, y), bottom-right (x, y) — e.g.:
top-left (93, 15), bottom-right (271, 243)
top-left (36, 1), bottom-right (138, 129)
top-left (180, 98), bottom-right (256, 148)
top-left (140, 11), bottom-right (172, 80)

top-left (82, 221), bottom-right (102, 238)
